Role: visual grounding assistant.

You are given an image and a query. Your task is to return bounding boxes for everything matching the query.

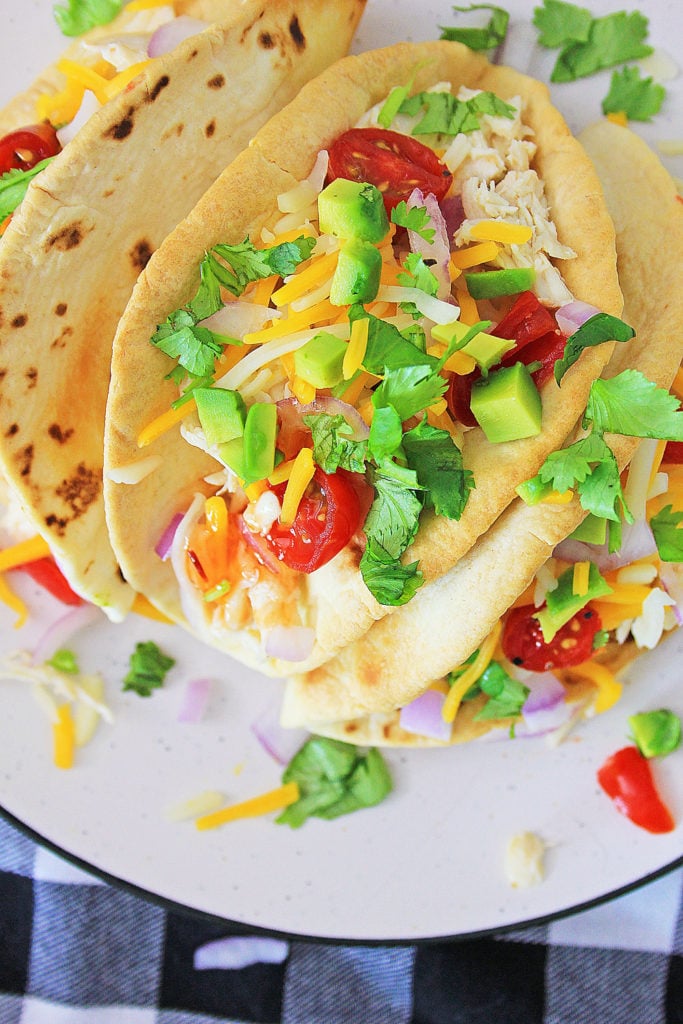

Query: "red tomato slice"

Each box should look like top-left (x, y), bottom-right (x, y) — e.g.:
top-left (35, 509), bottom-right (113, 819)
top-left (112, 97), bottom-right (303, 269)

top-left (663, 441), bottom-right (683, 464)
top-left (597, 745), bottom-right (675, 834)
top-left (490, 291), bottom-right (557, 349)
top-left (327, 127), bottom-right (452, 212)
top-left (15, 556), bottom-right (84, 606)
top-left (0, 124), bottom-right (61, 174)
top-left (266, 468), bottom-right (362, 573)
top-left (501, 604), bottom-right (603, 672)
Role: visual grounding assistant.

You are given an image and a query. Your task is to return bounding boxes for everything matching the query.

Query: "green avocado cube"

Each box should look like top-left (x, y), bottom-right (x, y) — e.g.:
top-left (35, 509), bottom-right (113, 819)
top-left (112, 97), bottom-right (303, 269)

top-left (330, 239), bottom-right (382, 305)
top-left (464, 266), bottom-right (536, 299)
top-left (431, 319), bottom-right (516, 371)
top-left (242, 402), bottom-right (277, 482)
top-left (568, 513), bottom-right (608, 545)
top-left (535, 563), bottom-right (613, 643)
top-left (294, 331), bottom-right (348, 389)
top-left (318, 179), bottom-right (389, 243)
top-left (470, 362), bottom-right (542, 443)
top-left (194, 387), bottom-right (246, 447)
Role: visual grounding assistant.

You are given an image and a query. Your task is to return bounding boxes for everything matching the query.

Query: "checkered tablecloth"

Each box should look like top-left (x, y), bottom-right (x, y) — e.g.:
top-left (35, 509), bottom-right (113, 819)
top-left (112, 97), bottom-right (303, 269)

top-left (1, 815), bottom-right (682, 1023)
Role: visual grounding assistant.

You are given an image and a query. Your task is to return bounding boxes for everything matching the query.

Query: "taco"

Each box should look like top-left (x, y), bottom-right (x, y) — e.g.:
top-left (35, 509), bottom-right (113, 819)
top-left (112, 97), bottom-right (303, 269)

top-left (0, 0), bottom-right (365, 619)
top-left (280, 120), bottom-right (683, 741)
top-left (103, 39), bottom-right (624, 674)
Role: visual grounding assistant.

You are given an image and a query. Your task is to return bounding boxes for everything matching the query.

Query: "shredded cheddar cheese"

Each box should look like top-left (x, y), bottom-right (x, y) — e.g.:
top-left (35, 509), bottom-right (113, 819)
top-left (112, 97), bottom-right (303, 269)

top-left (138, 400), bottom-right (195, 447)
top-left (541, 489), bottom-right (574, 505)
top-left (280, 448), bottom-right (315, 525)
top-left (344, 317), bottom-right (369, 379)
top-left (103, 61), bottom-right (151, 100)
top-left (606, 111), bottom-right (628, 127)
top-left (573, 661), bottom-right (623, 713)
top-left (53, 704), bottom-right (76, 769)
top-left (271, 250), bottom-right (338, 307)
top-left (194, 781), bottom-right (300, 830)
top-left (469, 221), bottom-right (533, 246)
top-left (56, 59), bottom-right (111, 104)
top-left (0, 574), bottom-right (29, 628)
top-left (450, 241), bottom-right (500, 270)
top-left (0, 535), bottom-right (51, 572)
top-left (572, 561), bottom-right (590, 597)
top-left (442, 621), bottom-right (503, 723)
top-left (131, 593), bottom-right (173, 622)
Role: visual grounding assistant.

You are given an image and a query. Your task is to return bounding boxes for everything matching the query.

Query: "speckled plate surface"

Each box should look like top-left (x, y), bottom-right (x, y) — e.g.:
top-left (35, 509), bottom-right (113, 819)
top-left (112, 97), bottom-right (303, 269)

top-left (1, 0), bottom-right (682, 942)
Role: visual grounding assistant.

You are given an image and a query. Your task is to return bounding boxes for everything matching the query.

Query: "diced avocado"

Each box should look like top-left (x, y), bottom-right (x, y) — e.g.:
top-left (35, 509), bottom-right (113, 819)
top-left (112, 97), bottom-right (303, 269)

top-left (218, 436), bottom-right (248, 481)
top-left (431, 319), bottom-right (515, 371)
top-left (629, 710), bottom-right (682, 759)
top-left (330, 239), bottom-right (382, 305)
top-left (569, 514), bottom-right (608, 545)
top-left (318, 179), bottom-right (389, 243)
top-left (464, 267), bottom-right (536, 299)
top-left (294, 331), bottom-right (348, 389)
top-left (242, 402), bottom-right (278, 482)
top-left (535, 563), bottom-right (613, 643)
top-left (194, 387), bottom-right (246, 448)
top-left (470, 362), bottom-right (542, 443)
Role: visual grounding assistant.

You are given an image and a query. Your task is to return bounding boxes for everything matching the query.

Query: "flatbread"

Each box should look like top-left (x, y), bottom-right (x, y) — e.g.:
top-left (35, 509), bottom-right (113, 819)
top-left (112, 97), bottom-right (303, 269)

top-left (104, 40), bottom-right (621, 668)
top-left (0, 0), bottom-right (365, 619)
top-left (282, 120), bottom-right (683, 735)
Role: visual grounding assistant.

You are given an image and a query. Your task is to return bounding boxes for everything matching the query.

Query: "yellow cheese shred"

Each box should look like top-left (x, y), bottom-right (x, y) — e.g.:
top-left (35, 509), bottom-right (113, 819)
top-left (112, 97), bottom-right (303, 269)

top-left (280, 448), bottom-right (315, 525)
top-left (53, 704), bottom-right (76, 769)
top-left (138, 400), bottom-right (195, 447)
top-left (572, 661), bottom-right (623, 714)
top-left (344, 317), bottom-right (369, 379)
top-left (271, 250), bottom-right (338, 307)
top-left (606, 111), bottom-right (628, 127)
top-left (0, 574), bottom-right (29, 628)
top-left (442, 621), bottom-right (502, 723)
top-left (243, 298), bottom-right (337, 346)
top-left (456, 286), bottom-right (481, 326)
top-left (37, 77), bottom-right (85, 124)
top-left (541, 489), bottom-right (574, 505)
top-left (291, 376), bottom-right (316, 405)
top-left (572, 561), bottom-right (590, 596)
top-left (450, 241), bottom-right (500, 270)
top-left (194, 781), bottom-right (300, 830)
top-left (469, 221), bottom-right (533, 246)
top-left (56, 59), bottom-right (111, 104)
top-left (0, 535), bottom-right (51, 572)
top-left (131, 593), bottom-right (173, 622)
top-left (103, 61), bottom-right (151, 100)
top-left (125, 0), bottom-right (173, 11)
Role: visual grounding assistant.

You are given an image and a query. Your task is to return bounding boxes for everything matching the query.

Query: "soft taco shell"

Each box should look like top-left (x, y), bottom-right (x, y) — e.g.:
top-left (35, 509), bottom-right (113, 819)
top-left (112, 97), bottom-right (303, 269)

top-left (0, 0), bottom-right (365, 619)
top-left (104, 40), bottom-right (621, 668)
top-left (281, 120), bottom-right (683, 735)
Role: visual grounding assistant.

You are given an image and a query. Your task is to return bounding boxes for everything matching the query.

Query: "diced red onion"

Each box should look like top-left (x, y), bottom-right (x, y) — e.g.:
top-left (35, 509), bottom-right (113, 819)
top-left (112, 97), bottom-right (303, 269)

top-left (199, 301), bottom-right (280, 338)
top-left (194, 936), bottom-right (289, 970)
top-left (155, 513), bottom-right (184, 561)
top-left (264, 625), bottom-right (315, 663)
top-left (554, 517), bottom-right (658, 572)
top-left (56, 90), bottom-right (100, 146)
top-left (399, 689), bottom-right (452, 742)
top-left (147, 16), bottom-right (208, 57)
top-left (555, 300), bottom-right (601, 337)
top-left (31, 604), bottom-right (103, 665)
top-left (406, 188), bottom-right (451, 299)
top-left (177, 677), bottom-right (212, 724)
top-left (251, 698), bottom-right (309, 764)
top-left (277, 395), bottom-right (369, 441)
top-left (522, 672), bottom-right (566, 713)
top-left (237, 516), bottom-right (281, 574)
top-left (441, 194), bottom-right (466, 239)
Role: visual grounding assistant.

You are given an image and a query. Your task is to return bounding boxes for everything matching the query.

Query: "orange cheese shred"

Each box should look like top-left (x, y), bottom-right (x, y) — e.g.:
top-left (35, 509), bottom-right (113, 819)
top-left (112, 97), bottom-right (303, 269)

top-left (442, 621), bottom-right (502, 723)
top-left (280, 448), bottom-right (315, 525)
top-left (0, 535), bottom-right (52, 572)
top-left (0, 573), bottom-right (30, 628)
top-left (194, 781), bottom-right (300, 830)
top-left (53, 704), bottom-right (76, 769)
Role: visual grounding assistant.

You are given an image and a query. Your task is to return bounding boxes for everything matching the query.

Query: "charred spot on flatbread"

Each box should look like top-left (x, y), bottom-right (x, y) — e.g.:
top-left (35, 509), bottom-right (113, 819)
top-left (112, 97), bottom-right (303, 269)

top-left (205, 120), bottom-right (216, 138)
top-left (25, 367), bottom-right (37, 389)
top-left (48, 423), bottom-right (74, 445)
top-left (289, 15), bottom-right (306, 50)
top-left (259, 31), bottom-right (276, 49)
top-left (15, 444), bottom-right (33, 478)
top-left (45, 224), bottom-right (85, 252)
top-left (130, 239), bottom-right (153, 271)
top-left (51, 463), bottom-right (101, 529)
top-left (148, 75), bottom-right (170, 103)
top-left (106, 108), bottom-right (135, 141)
top-left (207, 74), bottom-right (225, 90)
top-left (54, 303), bottom-right (68, 317)
top-left (11, 313), bottom-right (27, 328)
top-left (4, 424), bottom-right (18, 438)
top-left (51, 326), bottom-right (74, 351)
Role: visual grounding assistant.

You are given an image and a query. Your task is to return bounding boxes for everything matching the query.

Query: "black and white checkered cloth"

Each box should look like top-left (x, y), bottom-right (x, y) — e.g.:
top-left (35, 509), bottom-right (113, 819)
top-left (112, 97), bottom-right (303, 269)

top-left (1, 815), bottom-right (682, 1023)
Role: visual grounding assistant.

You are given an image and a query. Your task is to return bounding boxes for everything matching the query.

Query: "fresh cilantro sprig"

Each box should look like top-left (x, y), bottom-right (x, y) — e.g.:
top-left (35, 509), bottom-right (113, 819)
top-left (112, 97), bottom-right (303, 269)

top-left (277, 736), bottom-right (392, 828)
top-left (54, 0), bottom-right (124, 36)
top-left (359, 542), bottom-right (424, 606)
top-left (398, 90), bottom-right (516, 136)
top-left (347, 304), bottom-right (436, 374)
top-left (473, 661), bottom-right (530, 721)
top-left (397, 252), bottom-right (440, 296)
top-left (650, 505), bottom-right (683, 563)
top-left (0, 158), bottom-right (56, 222)
top-left (533, 1), bottom-right (653, 83)
top-left (303, 413), bottom-right (368, 474)
top-left (554, 313), bottom-right (635, 385)
top-left (602, 66), bottom-right (666, 122)
top-left (402, 419), bottom-right (474, 519)
top-left (439, 3), bottom-right (510, 51)
top-left (391, 200), bottom-right (435, 243)
top-left (123, 641), bottom-right (175, 698)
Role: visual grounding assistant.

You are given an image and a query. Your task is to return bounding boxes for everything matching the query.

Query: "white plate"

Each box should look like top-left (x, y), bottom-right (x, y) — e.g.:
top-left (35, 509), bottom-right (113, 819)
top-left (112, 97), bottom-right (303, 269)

top-left (1, 0), bottom-right (682, 943)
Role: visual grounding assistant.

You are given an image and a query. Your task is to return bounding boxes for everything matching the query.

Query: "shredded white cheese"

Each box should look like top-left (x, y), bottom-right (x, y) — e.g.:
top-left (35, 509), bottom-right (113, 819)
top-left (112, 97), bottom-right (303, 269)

top-left (504, 831), bottom-right (546, 888)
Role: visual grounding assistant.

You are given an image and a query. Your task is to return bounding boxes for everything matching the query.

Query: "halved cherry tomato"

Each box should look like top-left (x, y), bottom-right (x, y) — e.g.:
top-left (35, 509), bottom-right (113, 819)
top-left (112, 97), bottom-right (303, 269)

top-left (327, 127), bottom-right (452, 212)
top-left (0, 124), bottom-right (61, 174)
top-left (501, 603), bottom-right (603, 672)
top-left (266, 468), bottom-right (362, 573)
top-left (663, 441), bottom-right (683, 464)
top-left (597, 745), bottom-right (675, 833)
top-left (15, 556), bottom-right (84, 606)
top-left (491, 291), bottom-right (557, 349)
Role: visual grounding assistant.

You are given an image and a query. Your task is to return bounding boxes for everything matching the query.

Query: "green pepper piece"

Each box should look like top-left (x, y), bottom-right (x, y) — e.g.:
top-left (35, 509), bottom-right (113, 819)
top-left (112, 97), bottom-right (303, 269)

top-left (629, 709), bottom-right (682, 758)
top-left (465, 266), bottom-right (536, 299)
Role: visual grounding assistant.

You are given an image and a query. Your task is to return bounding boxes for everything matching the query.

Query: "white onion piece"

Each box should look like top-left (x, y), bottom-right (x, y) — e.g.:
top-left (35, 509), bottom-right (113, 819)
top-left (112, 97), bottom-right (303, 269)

top-left (31, 604), bottom-right (104, 665)
top-left (264, 625), bottom-right (315, 663)
top-left (631, 588), bottom-right (675, 649)
top-left (554, 517), bottom-right (658, 572)
top-left (147, 16), bottom-right (208, 57)
top-left (406, 188), bottom-right (451, 299)
top-left (307, 149), bottom-right (329, 193)
top-left (555, 300), bottom-right (600, 337)
top-left (155, 512), bottom-right (184, 561)
top-left (56, 89), bottom-right (100, 146)
top-left (177, 677), bottom-right (212, 723)
top-left (251, 698), bottom-right (309, 764)
top-left (199, 301), bottom-right (280, 338)
top-left (194, 936), bottom-right (289, 971)
top-left (399, 689), bottom-right (452, 742)
top-left (277, 395), bottom-right (370, 440)
top-left (377, 284), bottom-right (459, 325)
top-left (106, 454), bottom-right (162, 485)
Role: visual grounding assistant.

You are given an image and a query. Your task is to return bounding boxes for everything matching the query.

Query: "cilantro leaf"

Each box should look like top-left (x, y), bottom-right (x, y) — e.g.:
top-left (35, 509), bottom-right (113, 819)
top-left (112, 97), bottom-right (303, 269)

top-left (585, 370), bottom-right (683, 440)
top-left (439, 3), bottom-right (510, 51)
top-left (532, 0), bottom-right (592, 48)
top-left (372, 365), bottom-right (448, 421)
top-left (554, 313), bottom-right (635, 385)
top-left (209, 235), bottom-right (314, 300)
top-left (550, 11), bottom-right (653, 84)
top-left (399, 90), bottom-right (515, 137)
top-left (363, 464), bottom-right (423, 560)
top-left (397, 253), bottom-right (439, 296)
top-left (359, 542), bottom-right (424, 606)
top-left (303, 413), bottom-right (367, 474)
top-left (391, 200), bottom-right (435, 243)
top-left (650, 505), bottom-right (683, 563)
top-left (348, 305), bottom-right (436, 374)
top-left (277, 737), bottom-right (392, 828)
top-left (536, 433), bottom-right (630, 521)
top-left (474, 661), bottom-right (530, 720)
top-left (123, 641), bottom-right (175, 698)
top-left (602, 66), bottom-right (666, 122)
top-left (402, 419), bottom-right (474, 519)
top-left (54, 0), bottom-right (123, 36)
top-left (0, 158), bottom-right (55, 222)
top-left (368, 406), bottom-right (404, 463)
top-left (151, 309), bottom-right (224, 377)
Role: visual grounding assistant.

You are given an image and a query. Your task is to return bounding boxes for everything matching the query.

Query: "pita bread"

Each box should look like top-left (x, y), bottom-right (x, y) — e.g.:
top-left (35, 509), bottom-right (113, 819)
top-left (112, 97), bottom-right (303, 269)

top-left (282, 121), bottom-right (683, 736)
top-left (0, 0), bottom-right (365, 619)
top-left (104, 40), bottom-right (621, 670)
